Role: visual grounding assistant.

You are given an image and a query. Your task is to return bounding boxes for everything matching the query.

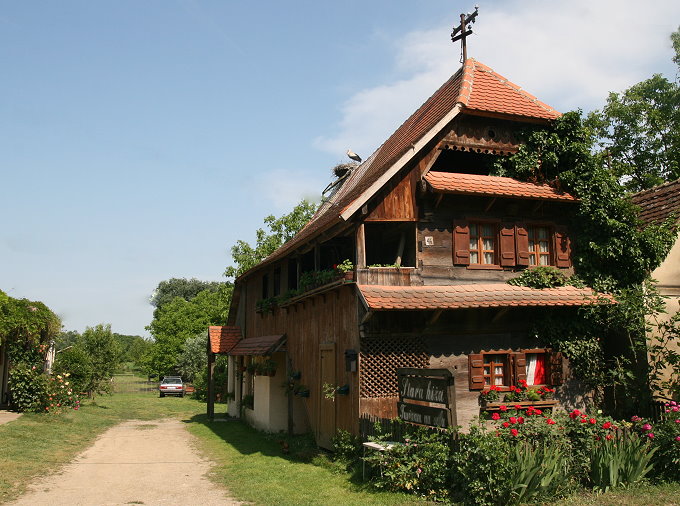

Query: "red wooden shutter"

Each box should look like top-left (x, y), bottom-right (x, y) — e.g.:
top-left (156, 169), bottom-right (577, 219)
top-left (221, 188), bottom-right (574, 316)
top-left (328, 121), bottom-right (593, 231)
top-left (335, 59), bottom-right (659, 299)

top-left (549, 352), bottom-right (564, 385)
top-left (515, 223), bottom-right (530, 266)
top-left (513, 353), bottom-right (527, 385)
top-left (499, 223), bottom-right (516, 267)
top-left (453, 220), bottom-right (470, 266)
top-left (555, 226), bottom-right (571, 268)
top-left (468, 354), bottom-right (484, 390)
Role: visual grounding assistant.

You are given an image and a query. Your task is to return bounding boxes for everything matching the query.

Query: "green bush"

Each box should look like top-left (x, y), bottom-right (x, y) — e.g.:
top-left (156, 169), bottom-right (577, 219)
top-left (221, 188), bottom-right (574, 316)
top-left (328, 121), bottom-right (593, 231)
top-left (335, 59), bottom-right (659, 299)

top-left (8, 363), bottom-right (49, 412)
top-left (631, 410), bottom-right (680, 483)
top-left (53, 346), bottom-right (93, 395)
top-left (332, 429), bottom-right (362, 469)
top-left (364, 427), bottom-right (451, 501)
top-left (449, 424), bottom-right (513, 505)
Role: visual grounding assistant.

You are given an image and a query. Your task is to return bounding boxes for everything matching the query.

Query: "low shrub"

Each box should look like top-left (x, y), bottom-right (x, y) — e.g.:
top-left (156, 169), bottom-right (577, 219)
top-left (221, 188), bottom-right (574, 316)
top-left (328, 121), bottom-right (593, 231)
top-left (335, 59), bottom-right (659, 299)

top-left (332, 429), bottom-right (362, 470)
top-left (8, 363), bottom-right (49, 412)
top-left (589, 432), bottom-right (656, 491)
top-left (508, 442), bottom-right (569, 504)
top-left (364, 426), bottom-right (452, 501)
top-left (631, 409), bottom-right (680, 483)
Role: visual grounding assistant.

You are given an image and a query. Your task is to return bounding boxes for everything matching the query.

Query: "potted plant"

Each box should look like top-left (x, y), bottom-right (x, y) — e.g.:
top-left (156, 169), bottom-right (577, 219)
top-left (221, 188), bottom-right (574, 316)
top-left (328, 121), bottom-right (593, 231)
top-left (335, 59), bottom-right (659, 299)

top-left (262, 359), bottom-right (277, 377)
top-left (246, 362), bottom-right (258, 375)
top-left (294, 385), bottom-right (310, 397)
top-left (335, 259), bottom-right (355, 281)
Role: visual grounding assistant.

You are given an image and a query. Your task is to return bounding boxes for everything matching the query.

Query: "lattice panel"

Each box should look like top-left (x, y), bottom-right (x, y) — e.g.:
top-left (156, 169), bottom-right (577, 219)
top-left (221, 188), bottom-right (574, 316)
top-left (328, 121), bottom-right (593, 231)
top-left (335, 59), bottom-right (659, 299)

top-left (360, 336), bottom-right (429, 398)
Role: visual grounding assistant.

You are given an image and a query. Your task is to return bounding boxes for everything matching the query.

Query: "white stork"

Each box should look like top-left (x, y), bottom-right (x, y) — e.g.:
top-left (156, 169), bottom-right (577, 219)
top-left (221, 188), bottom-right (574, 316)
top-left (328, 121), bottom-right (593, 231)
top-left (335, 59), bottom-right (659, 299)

top-left (346, 149), bottom-right (362, 163)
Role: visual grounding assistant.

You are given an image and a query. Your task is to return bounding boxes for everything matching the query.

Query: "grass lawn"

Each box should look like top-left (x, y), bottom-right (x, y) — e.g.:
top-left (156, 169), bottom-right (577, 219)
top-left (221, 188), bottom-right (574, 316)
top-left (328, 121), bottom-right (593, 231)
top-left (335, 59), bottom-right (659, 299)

top-left (1, 375), bottom-right (678, 505)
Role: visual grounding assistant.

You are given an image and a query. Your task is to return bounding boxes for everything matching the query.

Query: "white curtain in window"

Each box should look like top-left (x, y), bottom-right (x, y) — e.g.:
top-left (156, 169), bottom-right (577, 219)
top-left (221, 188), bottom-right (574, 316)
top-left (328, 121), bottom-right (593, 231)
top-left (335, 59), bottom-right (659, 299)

top-left (526, 353), bottom-right (537, 385)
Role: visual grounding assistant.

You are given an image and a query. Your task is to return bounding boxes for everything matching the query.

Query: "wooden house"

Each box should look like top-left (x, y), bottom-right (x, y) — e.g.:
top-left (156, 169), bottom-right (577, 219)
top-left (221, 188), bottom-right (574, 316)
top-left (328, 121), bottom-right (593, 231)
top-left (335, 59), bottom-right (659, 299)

top-left (631, 179), bottom-right (680, 398)
top-left (214, 59), bottom-right (606, 448)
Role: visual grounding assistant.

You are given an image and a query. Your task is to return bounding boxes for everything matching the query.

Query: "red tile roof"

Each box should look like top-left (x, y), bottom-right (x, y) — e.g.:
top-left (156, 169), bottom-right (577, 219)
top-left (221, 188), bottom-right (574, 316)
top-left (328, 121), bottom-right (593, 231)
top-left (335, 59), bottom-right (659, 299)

top-left (228, 334), bottom-right (286, 356)
top-left (425, 172), bottom-right (577, 201)
top-left (233, 59), bottom-right (561, 285)
top-left (458, 60), bottom-right (560, 120)
top-left (358, 284), bottom-right (611, 311)
top-left (630, 179), bottom-right (680, 225)
top-left (208, 326), bottom-right (242, 354)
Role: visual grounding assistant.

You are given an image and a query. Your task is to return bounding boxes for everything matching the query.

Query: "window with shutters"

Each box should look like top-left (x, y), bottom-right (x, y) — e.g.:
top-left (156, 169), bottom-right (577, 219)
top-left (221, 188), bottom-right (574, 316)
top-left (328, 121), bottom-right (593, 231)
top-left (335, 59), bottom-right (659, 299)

top-left (469, 349), bottom-right (563, 390)
top-left (483, 354), bottom-right (508, 386)
top-left (469, 223), bottom-right (497, 265)
top-left (528, 226), bottom-right (551, 266)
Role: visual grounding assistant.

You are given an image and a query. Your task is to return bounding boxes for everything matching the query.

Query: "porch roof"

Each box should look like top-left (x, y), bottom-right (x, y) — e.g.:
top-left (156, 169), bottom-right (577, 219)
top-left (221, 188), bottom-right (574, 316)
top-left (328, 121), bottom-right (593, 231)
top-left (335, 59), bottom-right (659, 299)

top-left (228, 334), bottom-right (286, 356)
top-left (208, 326), bottom-right (242, 354)
top-left (357, 284), bottom-right (612, 311)
top-left (424, 172), bottom-right (577, 201)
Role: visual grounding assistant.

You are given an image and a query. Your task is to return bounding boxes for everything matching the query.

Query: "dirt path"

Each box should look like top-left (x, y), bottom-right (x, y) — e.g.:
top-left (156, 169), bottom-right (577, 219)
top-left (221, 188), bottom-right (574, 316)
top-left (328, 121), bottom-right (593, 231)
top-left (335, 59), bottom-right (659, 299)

top-left (9, 419), bottom-right (241, 506)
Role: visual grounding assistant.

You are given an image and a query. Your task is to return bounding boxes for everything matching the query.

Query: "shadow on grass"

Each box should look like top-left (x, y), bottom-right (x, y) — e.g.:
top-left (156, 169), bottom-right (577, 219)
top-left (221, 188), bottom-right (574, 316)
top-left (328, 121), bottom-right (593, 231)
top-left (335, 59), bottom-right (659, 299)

top-left (182, 413), bottom-right (317, 461)
top-left (182, 414), bottom-right (376, 489)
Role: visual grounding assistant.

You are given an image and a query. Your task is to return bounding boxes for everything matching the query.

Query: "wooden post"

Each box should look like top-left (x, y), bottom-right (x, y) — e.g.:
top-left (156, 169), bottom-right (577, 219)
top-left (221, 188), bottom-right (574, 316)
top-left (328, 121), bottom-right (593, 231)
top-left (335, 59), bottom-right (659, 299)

top-left (207, 351), bottom-right (215, 420)
top-left (356, 224), bottom-right (366, 268)
top-left (394, 232), bottom-right (406, 266)
top-left (287, 355), bottom-right (294, 435)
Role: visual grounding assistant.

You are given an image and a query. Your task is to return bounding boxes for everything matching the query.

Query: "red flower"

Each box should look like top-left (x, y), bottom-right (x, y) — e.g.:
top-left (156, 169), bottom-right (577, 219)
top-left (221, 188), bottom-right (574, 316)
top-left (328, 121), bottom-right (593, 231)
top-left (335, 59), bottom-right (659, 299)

top-left (518, 417), bottom-right (525, 424)
top-left (580, 418), bottom-right (587, 423)
top-left (502, 422), bottom-right (510, 428)
top-left (514, 405), bottom-right (522, 411)
top-left (602, 421), bottom-right (612, 429)
top-left (606, 434), bottom-right (613, 440)
top-left (569, 409), bottom-right (581, 419)
top-left (510, 429), bottom-right (519, 437)
top-left (518, 379), bottom-right (527, 387)
top-left (492, 412), bottom-right (500, 420)
top-left (546, 418), bottom-right (556, 425)
top-left (509, 417), bottom-right (517, 424)
top-left (499, 405), bottom-right (507, 412)
top-left (535, 409), bottom-right (543, 415)
top-left (589, 418), bottom-right (597, 425)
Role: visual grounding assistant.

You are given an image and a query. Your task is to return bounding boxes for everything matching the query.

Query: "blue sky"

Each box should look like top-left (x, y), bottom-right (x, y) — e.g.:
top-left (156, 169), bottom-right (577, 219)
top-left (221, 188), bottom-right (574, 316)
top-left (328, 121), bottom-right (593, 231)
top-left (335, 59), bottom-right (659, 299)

top-left (2, 0), bottom-right (679, 336)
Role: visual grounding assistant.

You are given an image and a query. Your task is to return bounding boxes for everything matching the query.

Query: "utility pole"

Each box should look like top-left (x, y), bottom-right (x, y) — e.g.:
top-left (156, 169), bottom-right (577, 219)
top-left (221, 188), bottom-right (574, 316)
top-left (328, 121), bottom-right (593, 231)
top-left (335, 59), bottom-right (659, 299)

top-left (451, 5), bottom-right (479, 62)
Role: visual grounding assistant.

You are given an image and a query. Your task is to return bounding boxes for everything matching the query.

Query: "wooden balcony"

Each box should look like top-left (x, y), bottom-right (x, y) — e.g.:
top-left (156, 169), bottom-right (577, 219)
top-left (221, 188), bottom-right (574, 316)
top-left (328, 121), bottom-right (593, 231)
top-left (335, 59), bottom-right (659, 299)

top-left (356, 267), bottom-right (414, 286)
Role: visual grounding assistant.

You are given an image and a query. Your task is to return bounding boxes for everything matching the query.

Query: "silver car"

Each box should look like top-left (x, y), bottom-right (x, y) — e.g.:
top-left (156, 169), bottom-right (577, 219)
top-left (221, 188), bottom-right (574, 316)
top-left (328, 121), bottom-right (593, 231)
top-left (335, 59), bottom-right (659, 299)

top-left (159, 376), bottom-right (184, 397)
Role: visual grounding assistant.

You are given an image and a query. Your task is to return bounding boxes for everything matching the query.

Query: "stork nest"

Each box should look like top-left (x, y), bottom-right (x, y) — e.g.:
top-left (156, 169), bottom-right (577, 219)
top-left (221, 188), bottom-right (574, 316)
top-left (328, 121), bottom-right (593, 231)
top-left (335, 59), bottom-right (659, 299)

top-left (332, 162), bottom-right (358, 179)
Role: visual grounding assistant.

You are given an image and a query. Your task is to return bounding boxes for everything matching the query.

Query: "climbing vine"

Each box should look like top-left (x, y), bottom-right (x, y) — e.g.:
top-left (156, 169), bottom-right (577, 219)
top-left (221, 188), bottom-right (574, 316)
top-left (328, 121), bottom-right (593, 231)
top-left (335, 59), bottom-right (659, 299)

top-left (495, 112), bottom-right (677, 413)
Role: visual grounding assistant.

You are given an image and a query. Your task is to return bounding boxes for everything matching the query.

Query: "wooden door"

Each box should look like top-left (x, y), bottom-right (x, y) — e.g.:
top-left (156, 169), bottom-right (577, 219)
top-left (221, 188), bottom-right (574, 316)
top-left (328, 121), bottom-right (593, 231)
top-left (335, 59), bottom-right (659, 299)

top-left (318, 344), bottom-right (336, 449)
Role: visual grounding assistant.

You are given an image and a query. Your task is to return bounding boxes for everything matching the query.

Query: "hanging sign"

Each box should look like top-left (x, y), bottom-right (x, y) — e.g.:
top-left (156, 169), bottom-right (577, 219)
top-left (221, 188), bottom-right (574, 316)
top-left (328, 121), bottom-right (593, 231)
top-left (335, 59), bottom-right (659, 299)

top-left (396, 368), bottom-right (456, 428)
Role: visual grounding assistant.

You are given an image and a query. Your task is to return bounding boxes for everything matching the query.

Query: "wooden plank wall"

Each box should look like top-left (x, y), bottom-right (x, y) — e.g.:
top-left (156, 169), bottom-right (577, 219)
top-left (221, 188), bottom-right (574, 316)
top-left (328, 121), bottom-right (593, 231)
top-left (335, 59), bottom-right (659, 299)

top-left (243, 281), bottom-right (361, 440)
top-left (365, 167), bottom-right (419, 222)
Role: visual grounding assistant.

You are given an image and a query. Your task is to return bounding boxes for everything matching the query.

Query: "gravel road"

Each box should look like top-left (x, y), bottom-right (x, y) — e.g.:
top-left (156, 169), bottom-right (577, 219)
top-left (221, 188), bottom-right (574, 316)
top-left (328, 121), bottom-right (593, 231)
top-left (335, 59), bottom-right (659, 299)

top-left (9, 419), bottom-right (241, 506)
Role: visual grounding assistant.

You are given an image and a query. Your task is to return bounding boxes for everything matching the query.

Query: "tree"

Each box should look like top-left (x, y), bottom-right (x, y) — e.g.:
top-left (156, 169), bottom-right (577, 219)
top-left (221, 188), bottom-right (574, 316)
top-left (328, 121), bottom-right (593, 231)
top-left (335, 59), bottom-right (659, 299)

top-left (144, 287), bottom-right (231, 378)
top-left (79, 324), bottom-right (120, 397)
top-left (591, 27), bottom-right (680, 192)
top-left (224, 199), bottom-right (318, 279)
top-left (150, 278), bottom-right (228, 315)
top-left (175, 331), bottom-right (208, 382)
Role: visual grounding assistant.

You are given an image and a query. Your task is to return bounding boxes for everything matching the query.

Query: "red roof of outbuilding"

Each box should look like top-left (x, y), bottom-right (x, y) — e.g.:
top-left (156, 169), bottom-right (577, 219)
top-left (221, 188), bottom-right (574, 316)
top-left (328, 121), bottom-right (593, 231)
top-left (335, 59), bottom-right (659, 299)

top-left (425, 172), bottom-right (577, 201)
top-left (358, 284), bottom-right (611, 311)
top-left (630, 179), bottom-right (680, 225)
top-left (208, 326), bottom-right (242, 354)
top-left (228, 335), bottom-right (286, 356)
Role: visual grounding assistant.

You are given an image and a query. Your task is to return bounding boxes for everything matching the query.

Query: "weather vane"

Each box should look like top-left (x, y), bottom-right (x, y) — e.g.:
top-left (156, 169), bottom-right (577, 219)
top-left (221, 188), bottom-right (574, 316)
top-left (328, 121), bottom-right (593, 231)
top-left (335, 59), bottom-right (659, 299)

top-left (451, 5), bottom-right (479, 62)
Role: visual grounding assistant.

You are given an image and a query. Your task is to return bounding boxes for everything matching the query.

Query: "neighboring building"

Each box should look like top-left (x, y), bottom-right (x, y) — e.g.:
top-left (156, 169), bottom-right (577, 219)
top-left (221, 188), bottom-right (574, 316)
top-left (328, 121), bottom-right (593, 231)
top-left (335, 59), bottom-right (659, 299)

top-left (631, 179), bottom-right (680, 398)
top-left (216, 59), bottom-right (607, 448)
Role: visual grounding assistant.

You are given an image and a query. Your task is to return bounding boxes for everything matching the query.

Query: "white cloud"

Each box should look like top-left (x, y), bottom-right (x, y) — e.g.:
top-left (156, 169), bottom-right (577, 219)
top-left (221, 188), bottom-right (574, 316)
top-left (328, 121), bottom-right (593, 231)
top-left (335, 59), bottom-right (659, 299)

top-left (251, 169), bottom-right (324, 212)
top-left (315, 0), bottom-right (680, 158)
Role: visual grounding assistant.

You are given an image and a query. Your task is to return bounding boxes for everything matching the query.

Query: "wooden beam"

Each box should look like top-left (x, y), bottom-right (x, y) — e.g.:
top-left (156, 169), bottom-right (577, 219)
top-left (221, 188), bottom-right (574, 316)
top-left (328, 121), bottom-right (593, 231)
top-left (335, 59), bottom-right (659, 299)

top-left (484, 197), bottom-right (497, 212)
top-left (360, 311), bottom-right (374, 325)
top-left (532, 200), bottom-right (544, 213)
top-left (207, 351), bottom-right (215, 420)
top-left (491, 307), bottom-right (510, 323)
top-left (428, 309), bottom-right (444, 326)
top-left (434, 193), bottom-right (444, 209)
top-left (356, 224), bottom-right (367, 268)
top-left (395, 232), bottom-right (406, 266)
